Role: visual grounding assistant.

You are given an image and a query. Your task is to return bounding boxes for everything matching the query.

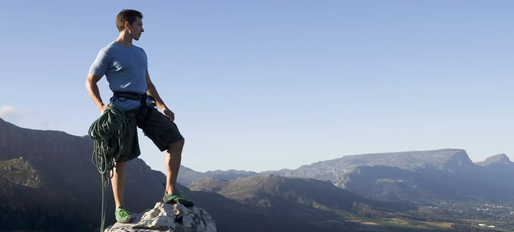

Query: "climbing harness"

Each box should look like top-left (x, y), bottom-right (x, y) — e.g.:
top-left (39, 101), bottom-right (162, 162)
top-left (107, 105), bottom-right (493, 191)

top-left (112, 91), bottom-right (156, 121)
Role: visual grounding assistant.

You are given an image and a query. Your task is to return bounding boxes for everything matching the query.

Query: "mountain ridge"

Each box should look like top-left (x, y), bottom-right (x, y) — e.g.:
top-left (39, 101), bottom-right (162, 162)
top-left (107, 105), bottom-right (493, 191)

top-left (0, 117), bottom-right (379, 232)
top-left (182, 148), bottom-right (514, 202)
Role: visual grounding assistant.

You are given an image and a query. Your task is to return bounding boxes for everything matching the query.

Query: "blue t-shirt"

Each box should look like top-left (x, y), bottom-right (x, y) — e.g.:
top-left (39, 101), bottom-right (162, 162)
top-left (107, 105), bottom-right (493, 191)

top-left (89, 41), bottom-right (153, 110)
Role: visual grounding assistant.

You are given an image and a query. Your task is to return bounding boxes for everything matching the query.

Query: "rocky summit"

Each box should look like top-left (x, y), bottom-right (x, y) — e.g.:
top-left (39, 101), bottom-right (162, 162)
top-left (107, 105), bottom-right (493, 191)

top-left (105, 203), bottom-right (216, 232)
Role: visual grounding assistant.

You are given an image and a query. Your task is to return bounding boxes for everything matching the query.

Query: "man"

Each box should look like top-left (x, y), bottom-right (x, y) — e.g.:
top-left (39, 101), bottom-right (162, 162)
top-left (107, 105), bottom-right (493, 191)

top-left (85, 9), bottom-right (194, 223)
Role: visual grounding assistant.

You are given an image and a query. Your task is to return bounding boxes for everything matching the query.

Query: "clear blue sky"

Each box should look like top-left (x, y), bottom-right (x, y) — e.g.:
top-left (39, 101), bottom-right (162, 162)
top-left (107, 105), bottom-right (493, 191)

top-left (1, 0), bottom-right (513, 174)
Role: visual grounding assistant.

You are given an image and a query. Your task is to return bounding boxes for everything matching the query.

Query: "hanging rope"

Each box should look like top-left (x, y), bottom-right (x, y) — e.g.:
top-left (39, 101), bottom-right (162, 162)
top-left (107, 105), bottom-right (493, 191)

top-left (88, 105), bottom-right (129, 232)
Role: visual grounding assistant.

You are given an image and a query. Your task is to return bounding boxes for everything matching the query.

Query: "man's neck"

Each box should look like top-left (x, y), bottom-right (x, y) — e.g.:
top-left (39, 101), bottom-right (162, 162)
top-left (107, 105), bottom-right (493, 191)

top-left (115, 32), bottom-right (133, 47)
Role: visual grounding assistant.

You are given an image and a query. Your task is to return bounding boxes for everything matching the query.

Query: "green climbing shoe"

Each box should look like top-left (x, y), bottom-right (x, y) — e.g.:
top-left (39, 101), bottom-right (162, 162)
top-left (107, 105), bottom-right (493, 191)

top-left (115, 206), bottom-right (133, 223)
top-left (163, 191), bottom-right (195, 208)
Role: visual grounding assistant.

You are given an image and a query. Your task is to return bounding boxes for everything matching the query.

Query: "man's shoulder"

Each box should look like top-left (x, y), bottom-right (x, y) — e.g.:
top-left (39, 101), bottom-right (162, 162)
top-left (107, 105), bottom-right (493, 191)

top-left (99, 41), bottom-right (121, 55)
top-left (133, 45), bottom-right (147, 58)
top-left (96, 42), bottom-right (146, 57)
top-left (133, 45), bottom-right (146, 53)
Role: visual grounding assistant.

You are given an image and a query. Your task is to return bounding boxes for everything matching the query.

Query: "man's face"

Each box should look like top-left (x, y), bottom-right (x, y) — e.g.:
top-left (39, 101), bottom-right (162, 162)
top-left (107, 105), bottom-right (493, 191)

top-left (127, 17), bottom-right (144, 41)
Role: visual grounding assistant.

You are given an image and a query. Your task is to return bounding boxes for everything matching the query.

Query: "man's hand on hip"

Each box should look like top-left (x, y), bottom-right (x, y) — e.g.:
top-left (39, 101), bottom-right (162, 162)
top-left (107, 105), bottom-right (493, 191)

top-left (163, 108), bottom-right (175, 121)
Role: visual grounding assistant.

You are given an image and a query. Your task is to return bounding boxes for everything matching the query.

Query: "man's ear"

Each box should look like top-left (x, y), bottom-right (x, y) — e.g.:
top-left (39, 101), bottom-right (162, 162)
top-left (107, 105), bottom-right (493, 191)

top-left (124, 21), bottom-right (130, 31)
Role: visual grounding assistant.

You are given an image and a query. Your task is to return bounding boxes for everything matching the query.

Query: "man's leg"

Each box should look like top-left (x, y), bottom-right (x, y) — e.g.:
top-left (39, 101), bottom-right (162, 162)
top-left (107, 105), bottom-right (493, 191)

top-left (107, 110), bottom-right (138, 223)
top-left (165, 139), bottom-right (184, 194)
top-left (111, 160), bottom-right (133, 223)
top-left (111, 116), bottom-right (137, 209)
top-left (137, 107), bottom-right (193, 206)
top-left (111, 161), bottom-right (127, 208)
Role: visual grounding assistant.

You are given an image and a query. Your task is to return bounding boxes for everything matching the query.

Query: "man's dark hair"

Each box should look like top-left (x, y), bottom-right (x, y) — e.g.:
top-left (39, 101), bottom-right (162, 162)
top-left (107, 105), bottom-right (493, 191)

top-left (116, 9), bottom-right (143, 32)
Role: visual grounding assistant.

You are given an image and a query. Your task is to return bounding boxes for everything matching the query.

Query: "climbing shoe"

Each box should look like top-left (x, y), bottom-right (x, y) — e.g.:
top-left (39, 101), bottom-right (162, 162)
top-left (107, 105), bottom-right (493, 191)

top-left (163, 190), bottom-right (195, 208)
top-left (115, 206), bottom-right (133, 223)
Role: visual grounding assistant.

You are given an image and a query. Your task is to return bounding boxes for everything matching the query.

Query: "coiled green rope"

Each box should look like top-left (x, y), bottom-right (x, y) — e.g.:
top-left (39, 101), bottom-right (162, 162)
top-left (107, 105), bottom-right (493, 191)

top-left (88, 105), bottom-right (129, 232)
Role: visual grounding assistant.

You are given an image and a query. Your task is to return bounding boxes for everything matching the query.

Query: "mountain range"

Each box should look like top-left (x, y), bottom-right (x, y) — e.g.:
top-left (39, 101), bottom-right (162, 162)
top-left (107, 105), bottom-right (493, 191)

top-left (0, 117), bottom-right (425, 232)
top-left (1, 117), bottom-right (512, 232)
top-left (179, 149), bottom-right (514, 202)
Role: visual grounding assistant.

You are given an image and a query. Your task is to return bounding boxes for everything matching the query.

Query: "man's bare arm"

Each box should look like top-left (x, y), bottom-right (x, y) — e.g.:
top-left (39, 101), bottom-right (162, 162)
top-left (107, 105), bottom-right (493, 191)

top-left (146, 72), bottom-right (168, 111)
top-left (85, 73), bottom-right (108, 113)
top-left (146, 72), bottom-right (175, 121)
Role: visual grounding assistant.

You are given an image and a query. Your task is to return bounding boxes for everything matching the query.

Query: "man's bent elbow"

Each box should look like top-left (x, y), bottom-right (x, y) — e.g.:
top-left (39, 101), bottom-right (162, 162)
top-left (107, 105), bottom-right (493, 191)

top-left (85, 78), bottom-right (95, 91)
top-left (86, 73), bottom-right (102, 85)
top-left (85, 79), bottom-right (91, 90)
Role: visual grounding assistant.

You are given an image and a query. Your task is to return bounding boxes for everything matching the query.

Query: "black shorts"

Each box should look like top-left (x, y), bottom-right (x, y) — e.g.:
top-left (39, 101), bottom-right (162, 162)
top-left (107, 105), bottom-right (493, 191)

top-left (116, 106), bottom-right (185, 163)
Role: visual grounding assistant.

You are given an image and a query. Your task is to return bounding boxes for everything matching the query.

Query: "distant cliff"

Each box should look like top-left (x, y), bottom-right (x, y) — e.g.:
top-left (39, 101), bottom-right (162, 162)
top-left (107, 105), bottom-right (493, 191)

top-left (176, 145), bottom-right (514, 202)
top-left (262, 149), bottom-right (514, 201)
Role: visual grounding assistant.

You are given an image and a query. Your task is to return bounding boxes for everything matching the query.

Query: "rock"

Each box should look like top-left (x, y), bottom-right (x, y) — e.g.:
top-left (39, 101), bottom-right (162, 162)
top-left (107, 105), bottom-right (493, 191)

top-left (105, 203), bottom-right (217, 232)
